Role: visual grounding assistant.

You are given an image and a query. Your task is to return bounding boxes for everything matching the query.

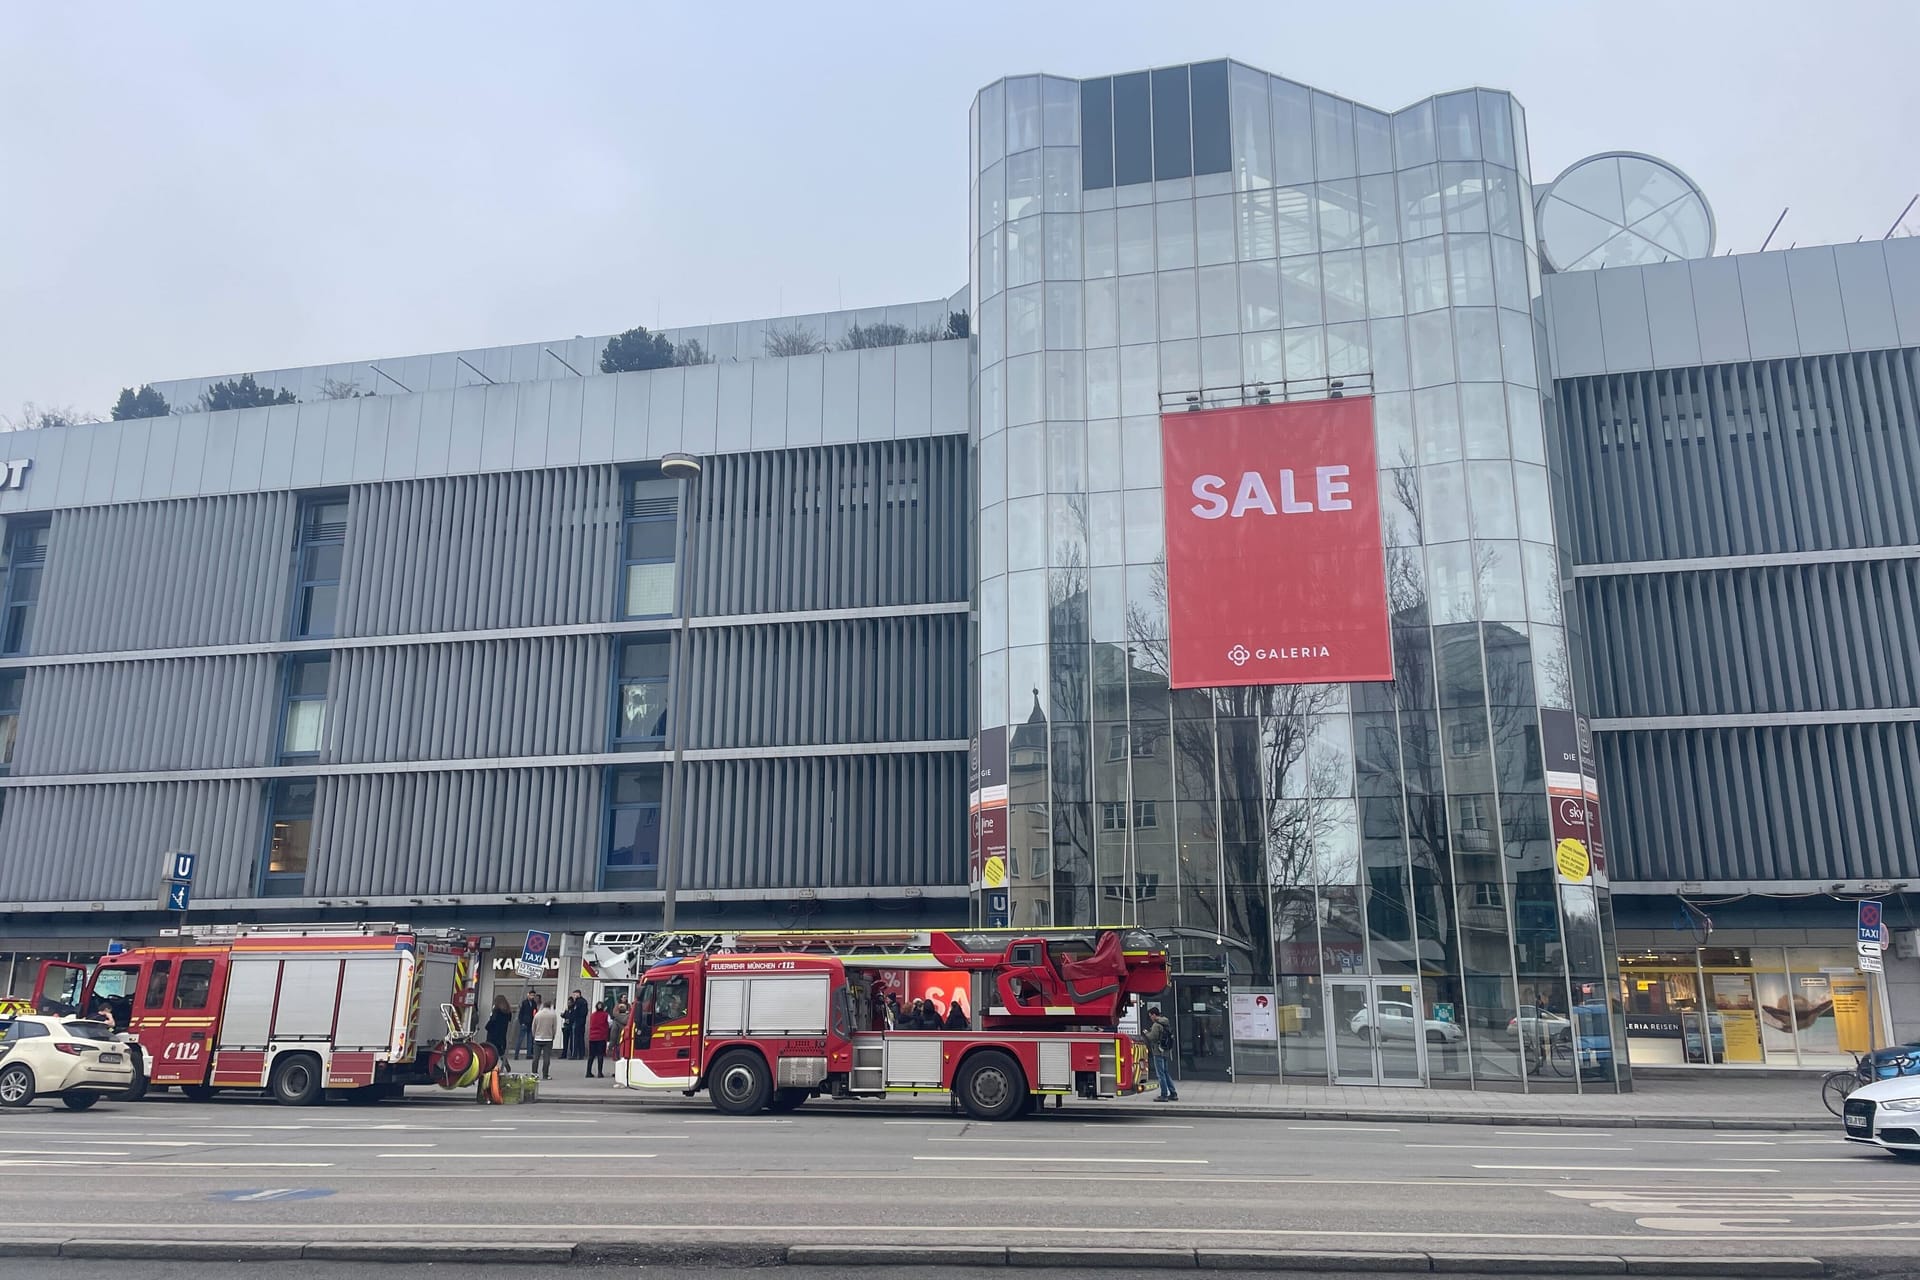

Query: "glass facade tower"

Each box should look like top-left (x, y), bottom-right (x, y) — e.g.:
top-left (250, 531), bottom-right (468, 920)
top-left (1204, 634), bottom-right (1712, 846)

top-left (969, 62), bottom-right (1627, 1092)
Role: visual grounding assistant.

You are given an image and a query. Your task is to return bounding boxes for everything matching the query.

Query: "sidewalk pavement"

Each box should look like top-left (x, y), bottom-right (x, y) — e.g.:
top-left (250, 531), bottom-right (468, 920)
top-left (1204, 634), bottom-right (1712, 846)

top-left (478, 1058), bottom-right (1834, 1130)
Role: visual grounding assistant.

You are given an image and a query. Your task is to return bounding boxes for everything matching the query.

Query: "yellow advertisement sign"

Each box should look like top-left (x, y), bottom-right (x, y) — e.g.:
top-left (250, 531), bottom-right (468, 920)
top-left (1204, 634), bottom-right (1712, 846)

top-left (1719, 1009), bottom-right (1762, 1063)
top-left (1554, 837), bottom-right (1591, 882)
top-left (1832, 978), bottom-right (1871, 1054)
top-left (984, 854), bottom-right (1006, 890)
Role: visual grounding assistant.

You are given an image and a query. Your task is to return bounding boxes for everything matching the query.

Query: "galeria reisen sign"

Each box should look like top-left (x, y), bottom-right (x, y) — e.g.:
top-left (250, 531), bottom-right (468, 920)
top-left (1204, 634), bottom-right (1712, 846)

top-left (1160, 395), bottom-right (1392, 689)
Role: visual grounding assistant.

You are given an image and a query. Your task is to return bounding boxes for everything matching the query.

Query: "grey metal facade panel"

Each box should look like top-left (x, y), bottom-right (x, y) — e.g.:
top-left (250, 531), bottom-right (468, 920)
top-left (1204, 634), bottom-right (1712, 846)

top-left (329, 636), bottom-right (609, 764)
top-left (683, 437), bottom-right (970, 616)
top-left (1784, 247), bottom-right (1850, 355)
top-left (680, 615), bottom-right (967, 750)
top-left (677, 751), bottom-right (965, 890)
top-left (1597, 723), bottom-right (1920, 883)
top-left (0, 344), bottom-right (970, 520)
top-left (1639, 262), bottom-right (1703, 368)
top-left (34, 493), bottom-right (297, 655)
top-left (1888, 236), bottom-right (1920, 346)
top-left (1736, 253), bottom-right (1798, 359)
top-left (1542, 269), bottom-right (1606, 377)
top-left (1556, 349), bottom-right (1920, 565)
top-left (1593, 267), bottom-right (1653, 371)
top-left (306, 766), bottom-right (600, 897)
top-left (338, 466), bottom-right (621, 637)
top-left (1833, 240), bottom-right (1901, 350)
top-left (11, 656), bottom-right (278, 776)
top-left (1688, 256), bottom-right (1752, 365)
top-left (1579, 558), bottom-right (1920, 718)
top-left (0, 780), bottom-right (260, 901)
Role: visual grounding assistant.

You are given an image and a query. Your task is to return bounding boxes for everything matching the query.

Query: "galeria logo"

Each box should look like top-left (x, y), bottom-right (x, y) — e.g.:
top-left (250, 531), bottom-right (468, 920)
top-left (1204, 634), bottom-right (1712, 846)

top-left (1227, 644), bottom-right (1251, 667)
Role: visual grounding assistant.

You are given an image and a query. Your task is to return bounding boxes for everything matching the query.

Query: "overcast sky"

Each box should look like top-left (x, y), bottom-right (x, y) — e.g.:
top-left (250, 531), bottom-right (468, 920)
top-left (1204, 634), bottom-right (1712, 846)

top-left (3, 0), bottom-right (1914, 415)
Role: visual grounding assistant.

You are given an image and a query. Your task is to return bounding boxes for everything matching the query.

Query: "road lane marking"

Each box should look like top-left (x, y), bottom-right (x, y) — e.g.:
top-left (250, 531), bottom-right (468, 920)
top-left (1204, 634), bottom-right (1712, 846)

top-left (913, 1156), bottom-right (1207, 1164)
top-left (1408, 1144), bottom-right (1633, 1152)
top-left (1720, 1157), bottom-right (1882, 1163)
top-left (1288, 1126), bottom-right (1398, 1132)
top-left (1494, 1130), bottom-right (1614, 1138)
top-left (1473, 1164), bottom-right (1775, 1174)
top-left (376, 1153), bottom-right (659, 1159)
top-left (74, 1141), bottom-right (439, 1149)
top-left (1640, 1139), bottom-right (1776, 1146)
top-left (921, 1143), bottom-right (1159, 1151)
top-left (0, 1161), bottom-right (335, 1168)
top-left (682, 1119), bottom-right (794, 1124)
top-left (0, 1149), bottom-right (129, 1157)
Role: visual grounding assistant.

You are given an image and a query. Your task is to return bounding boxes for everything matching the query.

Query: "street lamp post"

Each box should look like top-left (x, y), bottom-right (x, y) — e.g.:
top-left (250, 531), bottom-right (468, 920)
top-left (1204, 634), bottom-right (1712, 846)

top-left (658, 453), bottom-right (701, 930)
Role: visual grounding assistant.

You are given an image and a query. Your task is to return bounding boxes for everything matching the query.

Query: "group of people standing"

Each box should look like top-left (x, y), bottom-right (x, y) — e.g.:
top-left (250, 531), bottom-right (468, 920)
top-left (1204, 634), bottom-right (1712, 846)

top-left (850, 975), bottom-right (969, 1032)
top-left (484, 989), bottom-right (631, 1081)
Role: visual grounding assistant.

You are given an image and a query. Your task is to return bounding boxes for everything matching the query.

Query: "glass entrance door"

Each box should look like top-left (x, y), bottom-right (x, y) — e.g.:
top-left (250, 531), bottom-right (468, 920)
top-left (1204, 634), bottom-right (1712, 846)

top-left (1172, 976), bottom-right (1231, 1081)
top-left (1327, 977), bottom-right (1428, 1086)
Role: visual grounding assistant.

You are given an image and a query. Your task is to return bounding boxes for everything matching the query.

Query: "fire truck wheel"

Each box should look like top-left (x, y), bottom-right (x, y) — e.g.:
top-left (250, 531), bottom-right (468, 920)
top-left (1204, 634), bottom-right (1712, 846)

top-left (955, 1050), bottom-right (1027, 1122)
top-left (708, 1050), bottom-right (772, 1115)
top-left (1020, 1090), bottom-right (1041, 1115)
top-left (124, 1059), bottom-right (149, 1102)
top-left (62, 1090), bottom-right (100, 1111)
top-left (0, 1063), bottom-right (35, 1108)
top-left (767, 1088), bottom-right (809, 1112)
top-left (269, 1054), bottom-right (324, 1107)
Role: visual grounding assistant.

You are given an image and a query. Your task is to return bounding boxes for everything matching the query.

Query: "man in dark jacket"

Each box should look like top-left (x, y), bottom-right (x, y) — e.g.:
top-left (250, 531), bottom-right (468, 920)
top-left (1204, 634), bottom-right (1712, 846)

top-left (1145, 1007), bottom-right (1178, 1101)
top-left (515, 992), bottom-right (537, 1058)
top-left (563, 990), bottom-right (589, 1059)
top-left (943, 1000), bottom-right (968, 1031)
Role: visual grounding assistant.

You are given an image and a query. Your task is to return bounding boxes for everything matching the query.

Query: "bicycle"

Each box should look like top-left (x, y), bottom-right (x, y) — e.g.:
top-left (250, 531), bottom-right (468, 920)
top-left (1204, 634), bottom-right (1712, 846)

top-left (1823, 1048), bottom-right (1920, 1116)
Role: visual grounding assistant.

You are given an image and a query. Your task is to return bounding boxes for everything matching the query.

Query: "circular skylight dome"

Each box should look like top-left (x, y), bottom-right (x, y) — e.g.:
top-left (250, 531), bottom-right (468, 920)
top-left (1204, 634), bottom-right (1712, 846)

top-left (1537, 152), bottom-right (1714, 271)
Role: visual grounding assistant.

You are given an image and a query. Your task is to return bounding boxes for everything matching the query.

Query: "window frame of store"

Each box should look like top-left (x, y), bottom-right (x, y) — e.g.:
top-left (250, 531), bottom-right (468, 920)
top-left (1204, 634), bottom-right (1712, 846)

top-left (1620, 944), bottom-right (1871, 1070)
top-left (275, 653), bottom-right (331, 762)
top-left (611, 634), bottom-right (672, 750)
top-left (0, 517), bottom-right (51, 657)
top-left (258, 777), bottom-right (318, 897)
top-left (618, 473), bottom-right (680, 621)
top-left (0, 669), bottom-right (21, 775)
top-left (602, 764), bottom-right (665, 891)
top-left (289, 494), bottom-right (348, 640)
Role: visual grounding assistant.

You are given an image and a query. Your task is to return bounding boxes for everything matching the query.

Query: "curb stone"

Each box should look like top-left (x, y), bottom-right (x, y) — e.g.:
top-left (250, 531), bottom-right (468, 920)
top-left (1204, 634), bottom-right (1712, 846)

top-left (1429, 1256), bottom-right (1628, 1274)
top-left (790, 1245), bottom-right (1009, 1266)
top-left (1622, 1259), bottom-right (1821, 1278)
top-left (1009, 1246), bottom-right (1195, 1269)
top-left (302, 1241), bottom-right (575, 1264)
top-left (578, 1241), bottom-right (788, 1267)
top-left (10, 1241), bottom-right (64, 1259)
top-left (61, 1240), bottom-right (306, 1261)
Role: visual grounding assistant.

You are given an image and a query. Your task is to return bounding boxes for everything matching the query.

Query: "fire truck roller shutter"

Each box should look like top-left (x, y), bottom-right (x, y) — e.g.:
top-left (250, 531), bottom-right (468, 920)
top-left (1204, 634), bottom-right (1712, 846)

top-left (416, 954), bottom-right (462, 1041)
top-left (216, 960), bottom-right (278, 1049)
top-left (743, 977), bottom-right (830, 1037)
top-left (706, 979), bottom-right (746, 1037)
top-left (336, 957), bottom-right (405, 1051)
top-left (273, 961), bottom-right (344, 1040)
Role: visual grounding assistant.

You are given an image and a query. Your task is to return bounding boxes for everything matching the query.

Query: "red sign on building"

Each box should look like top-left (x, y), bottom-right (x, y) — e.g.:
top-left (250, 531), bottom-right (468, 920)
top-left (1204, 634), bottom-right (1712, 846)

top-left (1160, 397), bottom-right (1393, 689)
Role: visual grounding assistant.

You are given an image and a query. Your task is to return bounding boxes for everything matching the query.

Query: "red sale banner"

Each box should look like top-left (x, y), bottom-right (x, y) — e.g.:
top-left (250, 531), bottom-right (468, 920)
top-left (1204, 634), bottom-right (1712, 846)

top-left (1161, 397), bottom-right (1392, 688)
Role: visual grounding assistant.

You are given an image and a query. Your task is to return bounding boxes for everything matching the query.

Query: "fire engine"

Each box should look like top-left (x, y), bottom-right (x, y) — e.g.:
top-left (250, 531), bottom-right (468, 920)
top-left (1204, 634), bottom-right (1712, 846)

top-left (583, 927), bottom-right (1168, 1120)
top-left (31, 923), bottom-right (492, 1105)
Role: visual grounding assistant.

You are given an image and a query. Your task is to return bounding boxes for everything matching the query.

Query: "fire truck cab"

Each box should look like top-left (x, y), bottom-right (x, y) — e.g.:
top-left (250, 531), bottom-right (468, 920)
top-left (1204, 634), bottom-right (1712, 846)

top-left (594, 928), bottom-right (1167, 1120)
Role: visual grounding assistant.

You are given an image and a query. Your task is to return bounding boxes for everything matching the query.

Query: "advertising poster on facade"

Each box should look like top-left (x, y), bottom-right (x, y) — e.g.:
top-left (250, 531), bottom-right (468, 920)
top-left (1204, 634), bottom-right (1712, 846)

top-left (1160, 397), bottom-right (1392, 689)
top-left (1541, 709), bottom-right (1607, 886)
top-left (1231, 991), bottom-right (1278, 1040)
top-left (969, 726), bottom-right (1008, 907)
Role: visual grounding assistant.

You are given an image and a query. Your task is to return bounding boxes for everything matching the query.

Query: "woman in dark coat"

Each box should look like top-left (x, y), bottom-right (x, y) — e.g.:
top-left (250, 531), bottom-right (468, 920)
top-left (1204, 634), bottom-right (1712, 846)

top-left (485, 994), bottom-right (513, 1066)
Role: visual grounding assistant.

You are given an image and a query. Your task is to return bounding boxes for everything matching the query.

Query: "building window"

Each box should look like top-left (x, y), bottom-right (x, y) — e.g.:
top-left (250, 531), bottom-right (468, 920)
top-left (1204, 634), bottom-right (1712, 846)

top-left (614, 636), bottom-right (670, 747)
top-left (1472, 882), bottom-right (1505, 909)
top-left (0, 670), bottom-right (20, 774)
top-left (621, 475), bottom-right (679, 619)
top-left (279, 655), bottom-right (329, 760)
top-left (1106, 725), bottom-right (1128, 761)
top-left (605, 765), bottom-right (664, 889)
top-left (292, 497), bottom-right (347, 639)
top-left (1100, 801), bottom-right (1128, 831)
top-left (1134, 800), bottom-right (1159, 830)
top-left (1131, 728), bottom-right (1157, 759)
top-left (262, 777), bottom-right (316, 895)
top-left (1, 519), bottom-right (49, 657)
top-left (1448, 717), bottom-right (1488, 757)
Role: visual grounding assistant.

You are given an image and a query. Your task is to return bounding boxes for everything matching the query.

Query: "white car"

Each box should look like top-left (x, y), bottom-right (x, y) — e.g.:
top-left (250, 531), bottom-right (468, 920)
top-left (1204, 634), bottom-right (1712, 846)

top-left (0, 1015), bottom-right (137, 1110)
top-left (1842, 1074), bottom-right (1920, 1162)
top-left (1351, 1000), bottom-right (1464, 1044)
top-left (1508, 1009), bottom-right (1573, 1045)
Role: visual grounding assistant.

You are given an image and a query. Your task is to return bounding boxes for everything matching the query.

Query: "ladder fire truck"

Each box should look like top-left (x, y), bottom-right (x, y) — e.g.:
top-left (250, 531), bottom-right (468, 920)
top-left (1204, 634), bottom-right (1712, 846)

top-left (32, 923), bottom-right (492, 1105)
top-left (582, 927), bottom-right (1168, 1120)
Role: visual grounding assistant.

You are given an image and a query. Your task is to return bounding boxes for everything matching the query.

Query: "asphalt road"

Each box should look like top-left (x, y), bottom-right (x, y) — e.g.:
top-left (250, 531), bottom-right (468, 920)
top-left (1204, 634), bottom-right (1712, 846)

top-left (0, 1091), bottom-right (1912, 1266)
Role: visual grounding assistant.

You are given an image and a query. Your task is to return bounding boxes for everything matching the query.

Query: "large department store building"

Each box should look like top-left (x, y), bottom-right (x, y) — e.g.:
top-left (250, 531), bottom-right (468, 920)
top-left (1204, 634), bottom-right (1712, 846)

top-left (2, 60), bottom-right (1915, 1091)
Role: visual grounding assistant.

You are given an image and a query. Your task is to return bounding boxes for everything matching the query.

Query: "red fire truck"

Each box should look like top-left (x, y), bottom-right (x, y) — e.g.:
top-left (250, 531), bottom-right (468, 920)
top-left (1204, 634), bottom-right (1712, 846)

top-left (32, 923), bottom-right (488, 1105)
top-left (583, 927), bottom-right (1168, 1120)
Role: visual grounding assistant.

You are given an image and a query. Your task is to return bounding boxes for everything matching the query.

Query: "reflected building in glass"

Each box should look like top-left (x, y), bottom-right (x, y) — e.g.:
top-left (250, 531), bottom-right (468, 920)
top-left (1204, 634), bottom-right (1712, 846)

top-left (968, 63), bottom-right (1626, 1092)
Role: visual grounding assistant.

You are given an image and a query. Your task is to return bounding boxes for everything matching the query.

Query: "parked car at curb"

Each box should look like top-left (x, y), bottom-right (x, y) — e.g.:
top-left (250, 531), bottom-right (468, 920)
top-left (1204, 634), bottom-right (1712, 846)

top-left (1351, 1000), bottom-right (1464, 1044)
top-left (1843, 1074), bottom-right (1920, 1162)
top-left (0, 1015), bottom-right (137, 1109)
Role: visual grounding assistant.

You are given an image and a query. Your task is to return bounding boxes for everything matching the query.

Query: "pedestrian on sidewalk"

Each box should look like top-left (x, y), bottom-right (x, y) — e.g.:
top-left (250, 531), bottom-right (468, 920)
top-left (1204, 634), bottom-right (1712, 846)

top-left (515, 990), bottom-right (536, 1058)
top-left (485, 994), bottom-right (512, 1068)
top-left (587, 1002), bottom-right (611, 1077)
top-left (563, 989), bottom-right (588, 1059)
top-left (1145, 1007), bottom-right (1178, 1102)
top-left (531, 994), bottom-right (558, 1080)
